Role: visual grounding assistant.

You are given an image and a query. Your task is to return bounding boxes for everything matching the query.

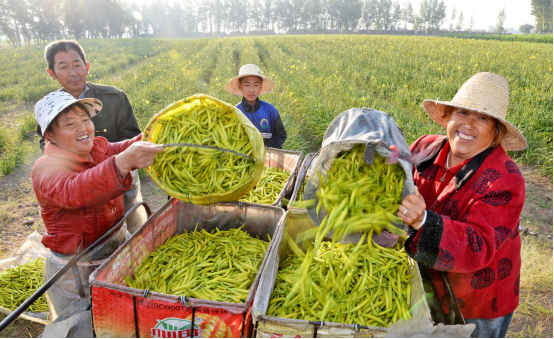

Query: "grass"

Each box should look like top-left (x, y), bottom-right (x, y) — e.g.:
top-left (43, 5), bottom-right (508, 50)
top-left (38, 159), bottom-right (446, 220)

top-left (0, 36), bottom-right (551, 177)
top-left (444, 33), bottom-right (553, 44)
top-left (508, 236), bottom-right (553, 337)
top-left (0, 112), bottom-right (38, 178)
top-left (0, 315), bottom-right (44, 338)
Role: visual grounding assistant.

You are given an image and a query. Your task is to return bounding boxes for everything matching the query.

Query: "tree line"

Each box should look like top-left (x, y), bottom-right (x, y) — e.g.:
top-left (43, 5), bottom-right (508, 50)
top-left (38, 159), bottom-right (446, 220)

top-left (1, 0), bottom-right (551, 48)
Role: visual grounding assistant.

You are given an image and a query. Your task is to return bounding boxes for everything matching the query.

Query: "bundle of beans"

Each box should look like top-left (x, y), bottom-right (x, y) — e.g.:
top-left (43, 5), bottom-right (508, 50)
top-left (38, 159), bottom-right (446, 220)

top-left (268, 144), bottom-right (411, 326)
top-left (268, 233), bottom-right (412, 327)
top-left (240, 167), bottom-right (290, 204)
top-left (0, 258), bottom-right (48, 312)
top-left (125, 227), bottom-right (269, 303)
top-left (151, 102), bottom-right (256, 196)
top-left (313, 144), bottom-right (405, 242)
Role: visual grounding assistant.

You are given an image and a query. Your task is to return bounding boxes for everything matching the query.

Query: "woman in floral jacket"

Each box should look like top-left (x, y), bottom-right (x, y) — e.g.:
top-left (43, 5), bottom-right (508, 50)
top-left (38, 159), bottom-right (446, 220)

top-left (397, 72), bottom-right (526, 338)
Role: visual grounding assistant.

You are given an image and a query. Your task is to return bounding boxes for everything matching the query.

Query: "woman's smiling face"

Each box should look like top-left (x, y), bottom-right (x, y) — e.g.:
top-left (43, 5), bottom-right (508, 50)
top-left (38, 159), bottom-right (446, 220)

top-left (46, 105), bottom-right (95, 160)
top-left (447, 108), bottom-right (496, 163)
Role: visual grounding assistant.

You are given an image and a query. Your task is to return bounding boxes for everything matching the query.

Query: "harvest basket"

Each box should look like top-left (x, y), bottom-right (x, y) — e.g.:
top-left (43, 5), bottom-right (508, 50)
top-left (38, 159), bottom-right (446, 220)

top-left (251, 209), bottom-right (433, 338)
top-left (289, 153), bottom-right (318, 209)
top-left (90, 198), bottom-right (284, 338)
top-left (142, 94), bottom-right (266, 205)
top-left (242, 148), bottom-right (303, 207)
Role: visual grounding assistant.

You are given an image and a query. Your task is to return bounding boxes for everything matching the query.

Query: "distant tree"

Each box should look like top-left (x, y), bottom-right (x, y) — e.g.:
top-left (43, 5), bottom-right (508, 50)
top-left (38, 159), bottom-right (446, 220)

top-left (304, 0), bottom-right (324, 30)
top-left (31, 0), bottom-right (63, 42)
top-left (496, 7), bottom-right (506, 33)
top-left (290, 0), bottom-right (305, 30)
top-left (449, 6), bottom-right (456, 32)
top-left (327, 0), bottom-right (362, 31)
top-left (419, 0), bottom-right (445, 33)
top-left (519, 24), bottom-right (534, 34)
top-left (274, 0), bottom-right (292, 32)
top-left (360, 0), bottom-right (376, 30)
top-left (455, 10), bottom-right (464, 31)
top-left (64, 0), bottom-right (84, 39)
top-left (412, 12), bottom-right (423, 33)
top-left (167, 2), bottom-right (186, 37)
top-left (531, 0), bottom-right (553, 33)
top-left (390, 1), bottom-right (402, 30)
top-left (106, 0), bottom-right (128, 38)
top-left (261, 0), bottom-right (274, 31)
top-left (468, 13), bottom-right (474, 33)
top-left (0, 0), bottom-right (21, 47)
top-left (127, 2), bottom-right (143, 37)
top-left (400, 1), bottom-right (413, 32)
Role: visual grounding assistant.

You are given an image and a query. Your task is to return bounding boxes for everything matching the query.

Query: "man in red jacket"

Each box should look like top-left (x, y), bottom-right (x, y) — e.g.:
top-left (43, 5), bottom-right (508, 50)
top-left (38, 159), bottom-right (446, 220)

top-left (397, 73), bottom-right (526, 338)
top-left (32, 91), bottom-right (163, 320)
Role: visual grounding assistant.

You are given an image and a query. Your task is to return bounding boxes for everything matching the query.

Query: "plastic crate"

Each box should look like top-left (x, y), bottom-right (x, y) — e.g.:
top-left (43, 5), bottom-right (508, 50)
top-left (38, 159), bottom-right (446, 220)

top-left (90, 198), bottom-right (284, 338)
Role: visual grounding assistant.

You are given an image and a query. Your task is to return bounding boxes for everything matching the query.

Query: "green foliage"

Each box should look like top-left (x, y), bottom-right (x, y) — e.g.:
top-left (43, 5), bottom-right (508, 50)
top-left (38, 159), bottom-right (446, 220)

top-left (0, 36), bottom-right (551, 179)
top-left (444, 33), bottom-right (553, 44)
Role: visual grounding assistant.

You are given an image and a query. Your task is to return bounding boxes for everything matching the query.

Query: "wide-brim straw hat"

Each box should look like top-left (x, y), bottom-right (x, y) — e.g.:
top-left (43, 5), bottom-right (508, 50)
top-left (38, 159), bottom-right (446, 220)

top-left (423, 72), bottom-right (527, 151)
top-left (225, 64), bottom-right (275, 96)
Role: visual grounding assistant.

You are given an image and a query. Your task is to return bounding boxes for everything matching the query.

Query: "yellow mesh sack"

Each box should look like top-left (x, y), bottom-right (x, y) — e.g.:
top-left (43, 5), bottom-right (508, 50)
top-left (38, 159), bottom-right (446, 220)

top-left (142, 94), bottom-right (265, 205)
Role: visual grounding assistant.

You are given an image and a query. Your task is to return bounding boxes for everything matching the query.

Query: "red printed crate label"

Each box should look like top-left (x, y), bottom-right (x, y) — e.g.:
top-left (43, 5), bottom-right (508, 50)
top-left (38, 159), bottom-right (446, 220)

top-left (136, 297), bottom-right (193, 338)
top-left (194, 308), bottom-right (243, 338)
top-left (92, 287), bottom-right (135, 338)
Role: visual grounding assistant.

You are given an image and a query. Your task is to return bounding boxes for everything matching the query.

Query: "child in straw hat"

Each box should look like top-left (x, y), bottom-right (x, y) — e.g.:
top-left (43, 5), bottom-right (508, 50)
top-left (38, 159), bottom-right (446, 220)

top-left (225, 64), bottom-right (287, 149)
top-left (396, 72), bottom-right (526, 337)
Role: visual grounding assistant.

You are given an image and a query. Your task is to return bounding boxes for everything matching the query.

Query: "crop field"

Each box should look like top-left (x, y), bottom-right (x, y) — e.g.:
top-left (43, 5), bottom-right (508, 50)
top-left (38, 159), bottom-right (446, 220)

top-left (0, 35), bottom-right (551, 337)
top-left (0, 35), bottom-right (552, 177)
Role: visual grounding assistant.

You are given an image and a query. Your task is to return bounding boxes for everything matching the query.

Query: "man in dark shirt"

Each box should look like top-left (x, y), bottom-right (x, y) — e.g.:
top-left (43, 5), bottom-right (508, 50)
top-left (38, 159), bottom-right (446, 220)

top-left (37, 40), bottom-right (147, 233)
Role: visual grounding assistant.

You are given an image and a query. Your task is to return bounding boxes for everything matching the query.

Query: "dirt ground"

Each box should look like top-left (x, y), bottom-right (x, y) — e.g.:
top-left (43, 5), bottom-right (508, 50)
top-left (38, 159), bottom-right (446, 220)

top-left (0, 152), bottom-right (552, 337)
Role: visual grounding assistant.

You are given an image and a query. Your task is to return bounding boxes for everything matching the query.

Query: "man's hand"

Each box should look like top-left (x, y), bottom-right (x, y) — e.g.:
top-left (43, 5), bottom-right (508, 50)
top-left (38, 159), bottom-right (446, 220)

top-left (397, 186), bottom-right (427, 228)
top-left (115, 141), bottom-right (165, 174)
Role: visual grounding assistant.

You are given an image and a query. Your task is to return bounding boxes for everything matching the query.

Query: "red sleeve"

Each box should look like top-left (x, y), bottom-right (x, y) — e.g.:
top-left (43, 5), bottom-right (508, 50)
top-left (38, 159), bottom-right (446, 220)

top-left (32, 156), bottom-right (132, 210)
top-left (406, 167), bottom-right (525, 273)
top-left (409, 134), bottom-right (430, 152)
top-left (106, 133), bottom-right (142, 156)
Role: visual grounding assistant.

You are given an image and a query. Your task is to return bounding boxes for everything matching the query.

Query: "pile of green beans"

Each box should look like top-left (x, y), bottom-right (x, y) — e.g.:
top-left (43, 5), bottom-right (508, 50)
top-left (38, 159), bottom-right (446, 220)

top-left (315, 144), bottom-right (405, 241)
top-left (241, 167), bottom-right (290, 204)
top-left (268, 233), bottom-right (412, 327)
top-left (125, 227), bottom-right (269, 303)
top-left (0, 258), bottom-right (48, 312)
top-left (151, 101), bottom-right (255, 196)
top-left (268, 144), bottom-right (411, 327)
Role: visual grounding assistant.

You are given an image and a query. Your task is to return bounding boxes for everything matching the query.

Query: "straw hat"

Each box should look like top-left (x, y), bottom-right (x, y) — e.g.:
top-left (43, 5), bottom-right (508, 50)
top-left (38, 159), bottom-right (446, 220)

top-left (225, 64), bottom-right (275, 96)
top-left (423, 72), bottom-right (527, 151)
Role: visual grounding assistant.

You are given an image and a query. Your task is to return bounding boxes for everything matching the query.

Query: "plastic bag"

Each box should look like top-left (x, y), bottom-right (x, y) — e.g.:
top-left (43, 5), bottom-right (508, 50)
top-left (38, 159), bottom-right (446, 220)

top-left (142, 94), bottom-right (265, 205)
top-left (304, 108), bottom-right (415, 229)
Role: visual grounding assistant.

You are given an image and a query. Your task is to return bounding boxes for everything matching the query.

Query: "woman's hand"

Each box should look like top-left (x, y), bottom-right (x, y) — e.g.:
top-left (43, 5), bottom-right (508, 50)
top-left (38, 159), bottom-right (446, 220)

top-left (397, 186), bottom-right (427, 228)
top-left (115, 141), bottom-right (165, 174)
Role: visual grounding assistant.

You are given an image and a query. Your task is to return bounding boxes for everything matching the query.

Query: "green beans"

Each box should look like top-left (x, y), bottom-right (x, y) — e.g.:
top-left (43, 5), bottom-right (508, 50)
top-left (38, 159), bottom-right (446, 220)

top-left (268, 144), bottom-right (411, 327)
top-left (125, 227), bottom-right (269, 303)
top-left (268, 233), bottom-right (413, 327)
top-left (240, 167), bottom-right (290, 204)
top-left (0, 258), bottom-right (48, 313)
top-left (148, 98), bottom-right (258, 198)
top-left (315, 144), bottom-right (405, 239)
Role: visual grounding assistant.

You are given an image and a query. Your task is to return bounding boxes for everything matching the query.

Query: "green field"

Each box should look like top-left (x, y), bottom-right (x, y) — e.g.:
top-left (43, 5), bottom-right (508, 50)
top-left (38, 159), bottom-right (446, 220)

top-left (0, 35), bottom-right (551, 337)
top-left (0, 35), bottom-right (552, 178)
